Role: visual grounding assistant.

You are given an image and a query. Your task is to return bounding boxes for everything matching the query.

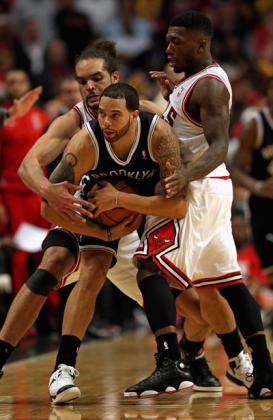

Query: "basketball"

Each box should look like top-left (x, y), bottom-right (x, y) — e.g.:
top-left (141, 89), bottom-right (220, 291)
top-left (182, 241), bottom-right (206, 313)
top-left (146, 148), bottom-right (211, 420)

top-left (95, 179), bottom-right (142, 227)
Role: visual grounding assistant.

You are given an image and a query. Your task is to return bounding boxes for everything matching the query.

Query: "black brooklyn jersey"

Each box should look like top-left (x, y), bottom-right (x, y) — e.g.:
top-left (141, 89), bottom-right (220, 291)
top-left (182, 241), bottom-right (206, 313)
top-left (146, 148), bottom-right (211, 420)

top-left (249, 107), bottom-right (273, 214)
top-left (80, 112), bottom-right (160, 198)
top-left (250, 108), bottom-right (273, 181)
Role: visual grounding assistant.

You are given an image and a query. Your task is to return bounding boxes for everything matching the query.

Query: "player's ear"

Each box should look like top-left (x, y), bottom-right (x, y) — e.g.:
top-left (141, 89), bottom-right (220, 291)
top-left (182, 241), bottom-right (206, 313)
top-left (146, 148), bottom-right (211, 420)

top-left (111, 71), bottom-right (120, 83)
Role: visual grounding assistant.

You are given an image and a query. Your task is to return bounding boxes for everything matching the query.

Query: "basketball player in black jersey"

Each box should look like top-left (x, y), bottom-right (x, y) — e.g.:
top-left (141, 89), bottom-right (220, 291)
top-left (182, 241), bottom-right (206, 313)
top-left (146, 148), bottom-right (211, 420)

top-left (42, 82), bottom-right (193, 399)
top-left (231, 78), bottom-right (273, 285)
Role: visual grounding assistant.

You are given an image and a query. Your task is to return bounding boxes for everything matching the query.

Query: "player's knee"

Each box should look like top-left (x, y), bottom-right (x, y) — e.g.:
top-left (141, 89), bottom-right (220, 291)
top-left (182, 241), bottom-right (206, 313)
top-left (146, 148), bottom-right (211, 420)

top-left (41, 246), bottom-right (75, 276)
top-left (136, 259), bottom-right (160, 284)
top-left (26, 268), bottom-right (58, 296)
top-left (79, 254), bottom-right (110, 291)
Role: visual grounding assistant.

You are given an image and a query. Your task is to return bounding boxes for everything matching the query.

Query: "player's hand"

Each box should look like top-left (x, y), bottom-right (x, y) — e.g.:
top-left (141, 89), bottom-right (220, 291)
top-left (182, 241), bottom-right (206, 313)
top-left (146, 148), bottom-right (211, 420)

top-left (149, 71), bottom-right (174, 100)
top-left (164, 159), bottom-right (188, 198)
top-left (254, 177), bottom-right (273, 198)
top-left (42, 181), bottom-right (94, 223)
top-left (89, 181), bottom-right (119, 217)
top-left (5, 86), bottom-right (43, 125)
top-left (110, 214), bottom-right (143, 240)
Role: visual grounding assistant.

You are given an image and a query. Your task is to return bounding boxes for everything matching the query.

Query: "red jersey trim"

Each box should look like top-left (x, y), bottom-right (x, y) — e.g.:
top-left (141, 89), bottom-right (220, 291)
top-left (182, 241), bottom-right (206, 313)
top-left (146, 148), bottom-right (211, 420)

top-left (73, 106), bottom-right (84, 126)
top-left (207, 176), bottom-right (230, 180)
top-left (83, 102), bottom-right (96, 120)
top-left (194, 279), bottom-right (243, 290)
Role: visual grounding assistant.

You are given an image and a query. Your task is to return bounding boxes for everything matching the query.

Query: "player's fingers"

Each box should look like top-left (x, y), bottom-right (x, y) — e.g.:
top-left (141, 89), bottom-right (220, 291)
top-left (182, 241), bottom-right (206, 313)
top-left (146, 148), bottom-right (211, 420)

top-left (65, 182), bottom-right (82, 191)
top-left (165, 187), bottom-right (179, 199)
top-left (62, 209), bottom-right (86, 223)
top-left (166, 159), bottom-right (176, 176)
top-left (149, 71), bottom-right (167, 78)
top-left (69, 196), bottom-right (94, 209)
top-left (71, 204), bottom-right (94, 218)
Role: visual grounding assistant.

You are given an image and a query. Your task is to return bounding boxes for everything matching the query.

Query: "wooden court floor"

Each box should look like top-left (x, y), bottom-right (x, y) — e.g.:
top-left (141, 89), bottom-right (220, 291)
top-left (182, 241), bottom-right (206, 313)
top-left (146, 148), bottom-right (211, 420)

top-left (0, 331), bottom-right (273, 419)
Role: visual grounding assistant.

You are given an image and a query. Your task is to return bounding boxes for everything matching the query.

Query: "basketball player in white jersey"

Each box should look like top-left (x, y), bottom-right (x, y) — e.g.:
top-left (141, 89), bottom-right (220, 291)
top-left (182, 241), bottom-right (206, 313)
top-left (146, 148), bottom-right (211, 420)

top-left (93, 11), bottom-right (273, 399)
top-left (145, 11), bottom-right (273, 399)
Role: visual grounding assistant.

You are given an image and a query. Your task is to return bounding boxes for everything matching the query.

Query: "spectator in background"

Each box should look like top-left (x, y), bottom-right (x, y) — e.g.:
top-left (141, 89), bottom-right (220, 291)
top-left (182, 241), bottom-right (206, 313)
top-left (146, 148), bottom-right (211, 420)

top-left (103, 0), bottom-right (154, 77)
top-left (11, 0), bottom-right (56, 45)
top-left (44, 76), bottom-right (81, 122)
top-left (0, 69), bottom-right (49, 294)
top-left (77, 0), bottom-right (118, 36)
top-left (54, 0), bottom-right (95, 68)
top-left (0, 85), bottom-right (42, 127)
top-left (250, 8), bottom-right (273, 78)
top-left (13, 17), bottom-right (46, 88)
top-left (42, 39), bottom-right (70, 100)
top-left (231, 78), bottom-right (273, 288)
top-left (232, 209), bottom-right (273, 308)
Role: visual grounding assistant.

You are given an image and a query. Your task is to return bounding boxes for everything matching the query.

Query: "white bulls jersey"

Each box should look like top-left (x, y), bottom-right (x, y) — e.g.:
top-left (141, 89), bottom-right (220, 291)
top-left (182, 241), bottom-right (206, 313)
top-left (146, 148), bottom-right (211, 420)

top-left (134, 62), bottom-right (243, 289)
top-left (162, 62), bottom-right (231, 177)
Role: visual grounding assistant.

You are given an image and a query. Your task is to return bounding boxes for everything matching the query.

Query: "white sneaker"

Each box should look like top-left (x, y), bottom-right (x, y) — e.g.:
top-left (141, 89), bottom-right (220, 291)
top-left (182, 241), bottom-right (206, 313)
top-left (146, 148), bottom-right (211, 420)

top-left (227, 350), bottom-right (254, 388)
top-left (48, 364), bottom-right (81, 404)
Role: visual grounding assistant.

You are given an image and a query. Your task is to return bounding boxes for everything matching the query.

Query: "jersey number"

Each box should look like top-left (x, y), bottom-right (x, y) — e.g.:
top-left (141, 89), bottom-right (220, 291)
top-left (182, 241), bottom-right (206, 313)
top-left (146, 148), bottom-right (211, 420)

top-left (164, 106), bottom-right (177, 127)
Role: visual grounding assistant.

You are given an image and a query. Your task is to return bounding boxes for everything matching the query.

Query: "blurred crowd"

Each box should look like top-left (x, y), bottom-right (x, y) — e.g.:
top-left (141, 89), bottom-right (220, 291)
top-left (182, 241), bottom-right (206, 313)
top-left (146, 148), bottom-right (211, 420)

top-left (1, 0), bottom-right (273, 341)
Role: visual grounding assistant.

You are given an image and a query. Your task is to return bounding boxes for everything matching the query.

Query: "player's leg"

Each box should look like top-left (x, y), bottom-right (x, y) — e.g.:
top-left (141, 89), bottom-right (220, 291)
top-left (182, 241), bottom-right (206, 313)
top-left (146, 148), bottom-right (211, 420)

top-left (49, 242), bottom-right (115, 405)
top-left (124, 259), bottom-right (193, 398)
top-left (175, 289), bottom-right (222, 392)
top-left (0, 229), bottom-right (77, 375)
top-left (206, 201), bottom-right (273, 397)
top-left (221, 283), bottom-right (273, 398)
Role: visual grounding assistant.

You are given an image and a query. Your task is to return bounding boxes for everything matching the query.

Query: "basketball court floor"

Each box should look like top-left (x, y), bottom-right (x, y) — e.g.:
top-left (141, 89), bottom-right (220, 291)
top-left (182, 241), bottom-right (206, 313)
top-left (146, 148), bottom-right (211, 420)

top-left (0, 330), bottom-right (273, 419)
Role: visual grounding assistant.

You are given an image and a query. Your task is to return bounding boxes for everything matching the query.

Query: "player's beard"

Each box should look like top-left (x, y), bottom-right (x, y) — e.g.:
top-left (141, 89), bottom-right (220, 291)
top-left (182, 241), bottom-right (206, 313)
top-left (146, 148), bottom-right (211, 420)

top-left (104, 117), bottom-right (131, 144)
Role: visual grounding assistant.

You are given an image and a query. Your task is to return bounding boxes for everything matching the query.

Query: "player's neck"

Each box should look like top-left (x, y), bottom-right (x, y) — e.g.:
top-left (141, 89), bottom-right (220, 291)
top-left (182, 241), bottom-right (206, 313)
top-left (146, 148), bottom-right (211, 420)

top-left (111, 119), bottom-right (138, 159)
top-left (185, 56), bottom-right (213, 77)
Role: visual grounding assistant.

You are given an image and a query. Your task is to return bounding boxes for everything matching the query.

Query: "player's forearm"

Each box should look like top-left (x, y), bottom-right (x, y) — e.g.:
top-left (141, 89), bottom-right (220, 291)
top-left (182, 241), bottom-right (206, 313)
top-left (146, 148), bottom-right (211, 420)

top-left (231, 167), bottom-right (261, 194)
top-left (118, 192), bottom-right (187, 219)
top-left (185, 142), bottom-right (227, 181)
top-left (41, 202), bottom-right (106, 239)
top-left (18, 157), bottom-right (51, 196)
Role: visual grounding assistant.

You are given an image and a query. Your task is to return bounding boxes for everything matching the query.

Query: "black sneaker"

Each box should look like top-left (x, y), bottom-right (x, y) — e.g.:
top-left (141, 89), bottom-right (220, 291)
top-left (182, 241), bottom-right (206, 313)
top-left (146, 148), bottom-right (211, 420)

top-left (187, 352), bottom-right (223, 392)
top-left (248, 367), bottom-right (273, 399)
top-left (123, 350), bottom-right (193, 398)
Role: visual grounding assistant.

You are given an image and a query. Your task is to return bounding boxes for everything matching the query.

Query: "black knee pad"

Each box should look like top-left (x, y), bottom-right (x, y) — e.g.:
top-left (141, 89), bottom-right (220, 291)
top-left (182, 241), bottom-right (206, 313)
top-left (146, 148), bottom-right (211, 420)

top-left (42, 229), bottom-right (79, 259)
top-left (26, 268), bottom-right (58, 296)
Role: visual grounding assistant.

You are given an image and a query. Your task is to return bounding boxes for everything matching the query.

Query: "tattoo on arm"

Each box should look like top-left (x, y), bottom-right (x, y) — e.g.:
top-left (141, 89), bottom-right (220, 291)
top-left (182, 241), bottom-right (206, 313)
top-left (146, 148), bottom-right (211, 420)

top-left (49, 153), bottom-right (77, 184)
top-left (153, 124), bottom-right (182, 179)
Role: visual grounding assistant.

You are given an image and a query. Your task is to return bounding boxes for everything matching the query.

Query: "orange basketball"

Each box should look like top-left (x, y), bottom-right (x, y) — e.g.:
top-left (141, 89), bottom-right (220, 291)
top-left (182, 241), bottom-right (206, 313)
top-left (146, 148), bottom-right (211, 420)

top-left (95, 179), bottom-right (142, 228)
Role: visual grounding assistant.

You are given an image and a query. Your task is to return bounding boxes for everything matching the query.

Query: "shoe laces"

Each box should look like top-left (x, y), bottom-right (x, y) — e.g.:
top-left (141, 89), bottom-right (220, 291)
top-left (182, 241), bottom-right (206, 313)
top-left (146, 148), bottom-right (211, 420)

top-left (231, 351), bottom-right (253, 380)
top-left (54, 364), bottom-right (79, 380)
